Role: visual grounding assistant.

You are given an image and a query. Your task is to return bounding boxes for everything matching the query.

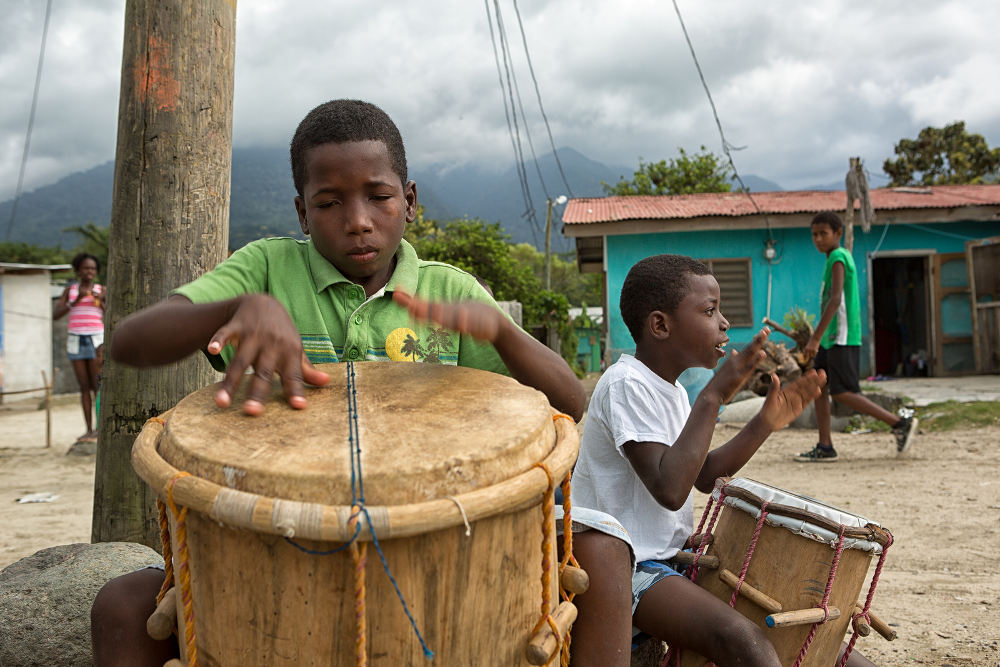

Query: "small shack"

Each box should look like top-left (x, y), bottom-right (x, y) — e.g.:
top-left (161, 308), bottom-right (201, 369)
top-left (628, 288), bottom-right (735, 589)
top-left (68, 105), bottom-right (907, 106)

top-left (0, 262), bottom-right (71, 400)
top-left (563, 185), bottom-right (1000, 377)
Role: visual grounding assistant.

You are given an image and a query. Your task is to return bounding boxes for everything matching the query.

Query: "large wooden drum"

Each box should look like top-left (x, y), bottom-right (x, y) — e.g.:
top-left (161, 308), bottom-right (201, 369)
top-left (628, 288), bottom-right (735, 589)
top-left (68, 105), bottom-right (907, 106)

top-left (681, 478), bottom-right (893, 666)
top-left (132, 362), bottom-right (579, 666)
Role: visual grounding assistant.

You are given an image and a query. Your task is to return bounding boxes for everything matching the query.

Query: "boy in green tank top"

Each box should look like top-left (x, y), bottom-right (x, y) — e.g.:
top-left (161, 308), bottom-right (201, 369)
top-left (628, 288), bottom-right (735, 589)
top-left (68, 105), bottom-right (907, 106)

top-left (795, 212), bottom-right (918, 462)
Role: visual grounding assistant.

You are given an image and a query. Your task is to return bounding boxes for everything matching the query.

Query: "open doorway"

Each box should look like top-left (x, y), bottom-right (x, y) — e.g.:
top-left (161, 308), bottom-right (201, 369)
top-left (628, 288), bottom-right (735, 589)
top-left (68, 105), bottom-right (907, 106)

top-left (869, 254), bottom-right (932, 377)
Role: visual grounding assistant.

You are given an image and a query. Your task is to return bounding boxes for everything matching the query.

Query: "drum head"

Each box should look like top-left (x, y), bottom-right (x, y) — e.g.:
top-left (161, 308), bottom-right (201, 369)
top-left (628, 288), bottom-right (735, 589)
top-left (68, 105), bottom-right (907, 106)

top-left (715, 478), bottom-right (884, 552)
top-left (158, 363), bottom-right (555, 506)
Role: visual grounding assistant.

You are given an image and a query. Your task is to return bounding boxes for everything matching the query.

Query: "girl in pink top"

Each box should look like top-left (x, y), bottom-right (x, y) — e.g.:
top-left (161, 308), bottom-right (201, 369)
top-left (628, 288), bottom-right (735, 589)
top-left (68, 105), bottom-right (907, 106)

top-left (54, 253), bottom-right (106, 442)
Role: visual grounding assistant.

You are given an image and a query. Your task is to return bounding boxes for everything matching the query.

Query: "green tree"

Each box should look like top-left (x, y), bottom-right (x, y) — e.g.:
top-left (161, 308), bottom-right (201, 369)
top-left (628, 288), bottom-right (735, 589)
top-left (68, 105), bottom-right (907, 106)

top-left (410, 216), bottom-right (582, 373)
top-left (402, 204), bottom-right (440, 246)
top-left (509, 243), bottom-right (602, 306)
top-left (411, 218), bottom-right (538, 308)
top-left (0, 242), bottom-right (70, 265)
top-left (883, 122), bottom-right (1000, 187)
top-left (602, 146), bottom-right (734, 196)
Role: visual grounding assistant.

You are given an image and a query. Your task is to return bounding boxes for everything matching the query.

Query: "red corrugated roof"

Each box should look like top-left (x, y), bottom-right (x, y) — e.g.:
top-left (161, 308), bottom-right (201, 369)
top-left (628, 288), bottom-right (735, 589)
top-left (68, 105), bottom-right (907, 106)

top-left (562, 184), bottom-right (1000, 224)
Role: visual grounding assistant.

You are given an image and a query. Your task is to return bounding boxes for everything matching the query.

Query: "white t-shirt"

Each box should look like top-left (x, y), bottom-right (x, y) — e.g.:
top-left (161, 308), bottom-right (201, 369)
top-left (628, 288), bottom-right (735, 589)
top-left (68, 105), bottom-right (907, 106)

top-left (572, 354), bottom-right (693, 563)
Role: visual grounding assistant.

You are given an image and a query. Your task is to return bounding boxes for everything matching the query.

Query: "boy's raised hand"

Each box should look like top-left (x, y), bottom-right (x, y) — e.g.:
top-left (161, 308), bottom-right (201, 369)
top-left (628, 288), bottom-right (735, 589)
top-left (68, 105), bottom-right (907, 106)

top-left (392, 290), bottom-right (504, 343)
top-left (705, 327), bottom-right (771, 404)
top-left (208, 294), bottom-right (330, 415)
top-left (757, 369), bottom-right (827, 431)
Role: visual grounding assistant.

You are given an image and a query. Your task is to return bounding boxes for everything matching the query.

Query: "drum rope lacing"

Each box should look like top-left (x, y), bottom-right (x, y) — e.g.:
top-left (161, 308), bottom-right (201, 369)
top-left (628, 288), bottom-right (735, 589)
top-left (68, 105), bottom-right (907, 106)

top-left (793, 524), bottom-right (846, 667)
top-left (837, 529), bottom-right (893, 667)
top-left (154, 466), bottom-right (200, 667)
top-left (531, 440), bottom-right (580, 667)
top-left (730, 501), bottom-right (769, 609)
top-left (339, 361), bottom-right (434, 662)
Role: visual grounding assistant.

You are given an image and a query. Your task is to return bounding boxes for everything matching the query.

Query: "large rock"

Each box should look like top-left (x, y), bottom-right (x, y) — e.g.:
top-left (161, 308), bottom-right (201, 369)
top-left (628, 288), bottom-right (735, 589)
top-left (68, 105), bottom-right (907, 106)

top-left (0, 542), bottom-right (163, 667)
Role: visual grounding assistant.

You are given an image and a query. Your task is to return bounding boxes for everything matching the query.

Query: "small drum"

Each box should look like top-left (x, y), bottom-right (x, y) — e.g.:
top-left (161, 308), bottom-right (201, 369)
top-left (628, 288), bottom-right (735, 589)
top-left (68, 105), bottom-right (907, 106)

top-left (132, 362), bottom-right (580, 666)
top-left (680, 477), bottom-right (893, 666)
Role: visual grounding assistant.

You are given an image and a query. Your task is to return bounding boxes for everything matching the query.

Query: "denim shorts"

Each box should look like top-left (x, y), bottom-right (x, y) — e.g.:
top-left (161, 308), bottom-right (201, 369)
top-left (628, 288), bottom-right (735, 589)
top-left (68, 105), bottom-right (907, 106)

top-left (631, 558), bottom-right (684, 614)
top-left (631, 558), bottom-right (685, 649)
top-left (67, 333), bottom-right (103, 361)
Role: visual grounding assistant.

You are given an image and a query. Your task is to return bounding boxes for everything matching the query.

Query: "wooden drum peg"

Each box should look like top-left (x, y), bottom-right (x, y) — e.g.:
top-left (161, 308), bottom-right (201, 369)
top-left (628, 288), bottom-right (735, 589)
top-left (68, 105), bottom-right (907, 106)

top-left (526, 601), bottom-right (578, 665)
top-left (766, 606), bottom-right (841, 628)
top-left (855, 604), bottom-right (897, 641)
top-left (561, 565), bottom-right (590, 595)
top-left (146, 587), bottom-right (178, 641)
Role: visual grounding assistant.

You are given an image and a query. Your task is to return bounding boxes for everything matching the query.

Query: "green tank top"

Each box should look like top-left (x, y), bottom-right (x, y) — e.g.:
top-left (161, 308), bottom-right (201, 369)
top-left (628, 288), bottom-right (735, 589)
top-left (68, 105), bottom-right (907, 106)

top-left (820, 246), bottom-right (861, 348)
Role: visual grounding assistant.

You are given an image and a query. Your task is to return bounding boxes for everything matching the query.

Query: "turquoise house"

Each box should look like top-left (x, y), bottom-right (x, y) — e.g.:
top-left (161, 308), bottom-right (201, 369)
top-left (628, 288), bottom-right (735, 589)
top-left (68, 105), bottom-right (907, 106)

top-left (563, 185), bottom-right (1000, 377)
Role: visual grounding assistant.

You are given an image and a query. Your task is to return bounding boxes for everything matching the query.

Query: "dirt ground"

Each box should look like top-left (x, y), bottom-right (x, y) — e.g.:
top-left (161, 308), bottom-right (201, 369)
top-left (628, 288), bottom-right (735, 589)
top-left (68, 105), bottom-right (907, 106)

top-left (2, 381), bottom-right (999, 666)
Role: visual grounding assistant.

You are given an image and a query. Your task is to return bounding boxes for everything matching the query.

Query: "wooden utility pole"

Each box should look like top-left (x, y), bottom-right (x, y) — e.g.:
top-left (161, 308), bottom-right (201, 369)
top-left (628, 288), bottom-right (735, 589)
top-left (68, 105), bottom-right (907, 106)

top-left (93, 0), bottom-right (237, 546)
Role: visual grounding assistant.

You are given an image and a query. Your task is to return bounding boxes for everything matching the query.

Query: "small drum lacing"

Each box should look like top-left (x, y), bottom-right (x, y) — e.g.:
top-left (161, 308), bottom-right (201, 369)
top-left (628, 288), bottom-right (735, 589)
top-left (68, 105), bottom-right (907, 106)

top-left (664, 480), bottom-right (895, 667)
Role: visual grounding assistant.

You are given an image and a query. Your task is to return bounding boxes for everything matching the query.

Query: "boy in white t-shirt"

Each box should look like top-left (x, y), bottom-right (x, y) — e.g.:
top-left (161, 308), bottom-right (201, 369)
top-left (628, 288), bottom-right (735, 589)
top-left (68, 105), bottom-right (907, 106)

top-left (572, 254), bottom-right (828, 665)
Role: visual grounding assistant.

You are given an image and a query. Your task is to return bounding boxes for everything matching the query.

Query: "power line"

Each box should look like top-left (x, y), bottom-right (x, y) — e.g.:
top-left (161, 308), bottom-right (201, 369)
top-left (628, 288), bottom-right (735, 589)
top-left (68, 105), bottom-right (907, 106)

top-left (5, 0), bottom-right (54, 242)
top-left (511, 0), bottom-right (574, 198)
top-left (670, 0), bottom-right (775, 241)
top-left (484, 0), bottom-right (540, 243)
top-left (496, 1), bottom-right (551, 204)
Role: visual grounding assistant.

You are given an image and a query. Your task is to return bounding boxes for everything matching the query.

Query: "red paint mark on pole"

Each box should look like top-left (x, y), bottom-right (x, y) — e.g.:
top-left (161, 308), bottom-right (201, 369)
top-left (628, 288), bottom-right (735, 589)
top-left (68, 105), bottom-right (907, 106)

top-left (133, 35), bottom-right (180, 112)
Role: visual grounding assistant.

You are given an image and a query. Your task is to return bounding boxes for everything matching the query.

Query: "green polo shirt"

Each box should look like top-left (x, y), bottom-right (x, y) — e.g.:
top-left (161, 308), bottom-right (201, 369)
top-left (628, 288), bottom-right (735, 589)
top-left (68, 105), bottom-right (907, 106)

top-left (173, 238), bottom-right (510, 375)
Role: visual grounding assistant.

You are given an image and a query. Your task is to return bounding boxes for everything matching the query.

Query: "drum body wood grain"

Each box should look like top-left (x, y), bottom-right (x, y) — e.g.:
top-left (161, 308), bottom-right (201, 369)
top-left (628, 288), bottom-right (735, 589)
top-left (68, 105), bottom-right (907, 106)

top-left (682, 478), bottom-right (888, 667)
top-left (133, 363), bottom-right (579, 666)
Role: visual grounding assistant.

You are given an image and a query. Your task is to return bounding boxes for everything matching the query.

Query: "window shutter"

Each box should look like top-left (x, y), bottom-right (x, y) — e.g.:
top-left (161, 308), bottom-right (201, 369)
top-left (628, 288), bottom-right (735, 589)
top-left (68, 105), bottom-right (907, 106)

top-left (700, 258), bottom-right (753, 327)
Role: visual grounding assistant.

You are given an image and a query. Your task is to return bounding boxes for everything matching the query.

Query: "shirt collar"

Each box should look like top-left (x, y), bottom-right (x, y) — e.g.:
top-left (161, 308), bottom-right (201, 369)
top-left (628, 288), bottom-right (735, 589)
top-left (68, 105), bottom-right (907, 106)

top-left (306, 238), bottom-right (419, 295)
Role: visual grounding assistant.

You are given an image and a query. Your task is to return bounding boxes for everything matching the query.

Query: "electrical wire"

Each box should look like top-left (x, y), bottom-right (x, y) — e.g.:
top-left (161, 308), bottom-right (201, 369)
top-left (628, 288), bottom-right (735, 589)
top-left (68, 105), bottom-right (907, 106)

top-left (511, 0), bottom-right (574, 198)
top-left (485, 0), bottom-right (540, 243)
top-left (670, 0), bottom-right (778, 253)
top-left (5, 0), bottom-right (54, 242)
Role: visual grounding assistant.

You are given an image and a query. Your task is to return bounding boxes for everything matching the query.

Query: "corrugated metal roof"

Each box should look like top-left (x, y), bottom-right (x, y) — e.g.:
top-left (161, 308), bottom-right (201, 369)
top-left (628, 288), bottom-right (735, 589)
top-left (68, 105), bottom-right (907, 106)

top-left (562, 184), bottom-right (1000, 225)
top-left (0, 262), bottom-right (72, 271)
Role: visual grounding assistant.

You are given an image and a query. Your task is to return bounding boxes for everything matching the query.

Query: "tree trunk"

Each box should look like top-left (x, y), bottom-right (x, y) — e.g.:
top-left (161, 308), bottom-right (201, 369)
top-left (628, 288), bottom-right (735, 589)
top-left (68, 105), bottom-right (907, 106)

top-left (93, 0), bottom-right (237, 547)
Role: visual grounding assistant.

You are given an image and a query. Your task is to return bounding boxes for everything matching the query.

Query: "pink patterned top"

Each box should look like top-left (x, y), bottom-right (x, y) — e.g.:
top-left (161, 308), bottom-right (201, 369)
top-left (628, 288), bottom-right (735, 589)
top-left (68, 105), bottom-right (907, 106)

top-left (67, 283), bottom-right (105, 335)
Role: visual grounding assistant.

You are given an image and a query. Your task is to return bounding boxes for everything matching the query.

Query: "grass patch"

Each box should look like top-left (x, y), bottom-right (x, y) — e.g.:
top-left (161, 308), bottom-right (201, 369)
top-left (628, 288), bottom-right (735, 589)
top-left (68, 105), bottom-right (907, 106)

top-left (843, 400), bottom-right (1000, 432)
top-left (844, 414), bottom-right (891, 433)
top-left (916, 400), bottom-right (1000, 431)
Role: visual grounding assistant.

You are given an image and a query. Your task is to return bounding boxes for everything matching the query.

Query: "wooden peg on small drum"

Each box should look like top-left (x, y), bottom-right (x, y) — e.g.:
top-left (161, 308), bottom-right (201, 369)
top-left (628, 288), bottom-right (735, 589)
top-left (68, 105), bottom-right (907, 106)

top-left (670, 551), bottom-right (719, 569)
top-left (854, 604), bottom-right (897, 641)
top-left (561, 565), bottom-right (590, 595)
top-left (685, 532), bottom-right (714, 549)
top-left (146, 587), bottom-right (178, 641)
top-left (765, 606), bottom-right (841, 628)
top-left (525, 601), bottom-right (578, 665)
top-left (717, 568), bottom-right (782, 613)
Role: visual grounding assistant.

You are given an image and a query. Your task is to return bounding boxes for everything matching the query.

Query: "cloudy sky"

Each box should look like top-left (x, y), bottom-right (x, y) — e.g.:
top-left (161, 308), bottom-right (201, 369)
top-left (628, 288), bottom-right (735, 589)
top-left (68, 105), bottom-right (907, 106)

top-left (2, 0), bottom-right (998, 203)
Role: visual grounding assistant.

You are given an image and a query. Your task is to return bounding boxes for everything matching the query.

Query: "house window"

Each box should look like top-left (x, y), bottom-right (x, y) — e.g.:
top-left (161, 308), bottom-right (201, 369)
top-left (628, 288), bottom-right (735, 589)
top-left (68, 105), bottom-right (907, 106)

top-left (700, 257), bottom-right (753, 328)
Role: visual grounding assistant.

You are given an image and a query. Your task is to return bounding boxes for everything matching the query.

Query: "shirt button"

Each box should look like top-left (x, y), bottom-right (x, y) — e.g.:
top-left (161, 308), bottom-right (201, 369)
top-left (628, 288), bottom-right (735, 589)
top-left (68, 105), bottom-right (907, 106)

top-left (348, 349), bottom-right (359, 359)
top-left (354, 315), bottom-right (362, 325)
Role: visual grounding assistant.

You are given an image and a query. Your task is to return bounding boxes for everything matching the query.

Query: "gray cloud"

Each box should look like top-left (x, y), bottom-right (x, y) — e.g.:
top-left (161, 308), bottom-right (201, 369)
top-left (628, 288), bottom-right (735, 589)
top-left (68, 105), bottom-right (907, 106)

top-left (2, 0), bottom-right (998, 202)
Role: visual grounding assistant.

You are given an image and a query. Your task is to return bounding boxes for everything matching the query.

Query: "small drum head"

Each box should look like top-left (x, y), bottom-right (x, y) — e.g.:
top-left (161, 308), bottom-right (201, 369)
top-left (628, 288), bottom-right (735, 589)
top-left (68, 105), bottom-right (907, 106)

top-left (714, 477), bottom-right (884, 552)
top-left (158, 363), bottom-right (555, 506)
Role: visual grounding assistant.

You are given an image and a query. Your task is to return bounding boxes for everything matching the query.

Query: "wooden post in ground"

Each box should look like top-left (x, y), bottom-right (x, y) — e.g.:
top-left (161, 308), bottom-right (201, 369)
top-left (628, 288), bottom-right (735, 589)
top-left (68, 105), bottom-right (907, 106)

top-left (93, 0), bottom-right (237, 547)
top-left (41, 369), bottom-right (54, 448)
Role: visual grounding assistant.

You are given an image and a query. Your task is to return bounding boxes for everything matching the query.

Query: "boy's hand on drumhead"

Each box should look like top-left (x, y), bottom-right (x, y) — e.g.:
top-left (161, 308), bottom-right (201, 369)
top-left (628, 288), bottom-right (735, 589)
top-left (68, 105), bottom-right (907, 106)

top-left (207, 294), bottom-right (330, 414)
top-left (705, 327), bottom-right (770, 404)
top-left (393, 290), bottom-right (503, 343)
top-left (758, 369), bottom-right (827, 431)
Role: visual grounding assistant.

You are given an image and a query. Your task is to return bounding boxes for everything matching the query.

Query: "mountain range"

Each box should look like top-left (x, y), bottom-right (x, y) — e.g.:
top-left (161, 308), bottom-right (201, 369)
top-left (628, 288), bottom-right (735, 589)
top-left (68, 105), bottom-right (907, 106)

top-left (2, 147), bottom-right (802, 252)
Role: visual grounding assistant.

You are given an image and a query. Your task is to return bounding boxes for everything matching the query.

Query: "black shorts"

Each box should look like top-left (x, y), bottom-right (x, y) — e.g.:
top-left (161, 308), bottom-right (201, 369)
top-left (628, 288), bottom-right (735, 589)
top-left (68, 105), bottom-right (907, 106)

top-left (814, 345), bottom-right (860, 395)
